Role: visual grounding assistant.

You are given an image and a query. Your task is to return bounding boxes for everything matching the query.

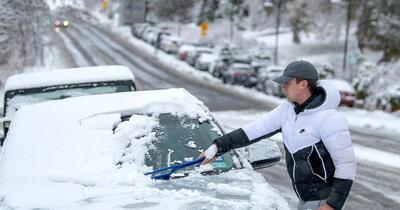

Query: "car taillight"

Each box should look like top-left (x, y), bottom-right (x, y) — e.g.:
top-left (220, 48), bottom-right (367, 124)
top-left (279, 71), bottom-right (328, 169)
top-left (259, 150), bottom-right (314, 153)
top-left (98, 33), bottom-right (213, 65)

top-left (180, 52), bottom-right (187, 60)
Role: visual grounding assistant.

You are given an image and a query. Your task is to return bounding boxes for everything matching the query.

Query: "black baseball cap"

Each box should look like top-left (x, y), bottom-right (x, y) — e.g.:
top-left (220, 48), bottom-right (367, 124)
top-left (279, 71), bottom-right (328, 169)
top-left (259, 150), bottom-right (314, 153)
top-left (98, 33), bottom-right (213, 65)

top-left (273, 60), bottom-right (319, 84)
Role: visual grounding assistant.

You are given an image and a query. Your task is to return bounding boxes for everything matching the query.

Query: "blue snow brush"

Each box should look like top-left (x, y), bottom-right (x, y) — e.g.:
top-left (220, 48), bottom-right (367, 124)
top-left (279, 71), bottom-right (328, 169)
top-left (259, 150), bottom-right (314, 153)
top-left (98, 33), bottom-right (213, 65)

top-left (144, 157), bottom-right (206, 180)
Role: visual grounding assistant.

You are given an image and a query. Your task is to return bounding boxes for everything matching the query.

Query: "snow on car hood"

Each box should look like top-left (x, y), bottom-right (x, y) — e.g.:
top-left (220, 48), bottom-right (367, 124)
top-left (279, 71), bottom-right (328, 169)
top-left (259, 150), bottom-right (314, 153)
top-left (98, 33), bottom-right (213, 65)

top-left (0, 88), bottom-right (289, 210)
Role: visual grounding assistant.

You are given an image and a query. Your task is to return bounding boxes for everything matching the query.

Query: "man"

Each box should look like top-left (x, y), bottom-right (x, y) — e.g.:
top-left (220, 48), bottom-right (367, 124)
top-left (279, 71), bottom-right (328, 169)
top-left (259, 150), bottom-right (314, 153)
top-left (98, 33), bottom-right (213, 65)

top-left (201, 60), bottom-right (356, 210)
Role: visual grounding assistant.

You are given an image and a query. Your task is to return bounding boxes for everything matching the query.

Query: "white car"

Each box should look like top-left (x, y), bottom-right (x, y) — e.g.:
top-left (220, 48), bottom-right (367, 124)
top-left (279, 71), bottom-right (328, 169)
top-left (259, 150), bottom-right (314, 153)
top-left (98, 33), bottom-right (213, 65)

top-left (176, 44), bottom-right (196, 60)
top-left (194, 53), bottom-right (218, 71)
top-left (0, 88), bottom-right (288, 210)
top-left (0, 65), bottom-right (136, 144)
top-left (257, 66), bottom-right (285, 96)
top-left (160, 35), bottom-right (182, 54)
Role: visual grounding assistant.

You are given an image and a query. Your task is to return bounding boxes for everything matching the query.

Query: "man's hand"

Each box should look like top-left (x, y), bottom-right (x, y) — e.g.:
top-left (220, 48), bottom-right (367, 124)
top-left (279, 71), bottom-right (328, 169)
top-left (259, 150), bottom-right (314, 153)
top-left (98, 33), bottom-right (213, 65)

top-left (318, 204), bottom-right (334, 210)
top-left (199, 144), bottom-right (218, 164)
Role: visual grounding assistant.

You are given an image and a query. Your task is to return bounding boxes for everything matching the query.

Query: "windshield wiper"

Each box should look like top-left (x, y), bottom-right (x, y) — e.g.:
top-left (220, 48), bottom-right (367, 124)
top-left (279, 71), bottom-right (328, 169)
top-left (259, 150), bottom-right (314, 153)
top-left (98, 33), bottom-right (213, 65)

top-left (144, 157), bottom-right (205, 180)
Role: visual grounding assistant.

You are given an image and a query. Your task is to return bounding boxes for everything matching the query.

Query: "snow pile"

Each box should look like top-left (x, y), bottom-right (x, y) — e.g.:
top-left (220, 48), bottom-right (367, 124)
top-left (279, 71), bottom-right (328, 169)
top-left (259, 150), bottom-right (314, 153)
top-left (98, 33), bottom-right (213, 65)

top-left (46, 0), bottom-right (85, 11)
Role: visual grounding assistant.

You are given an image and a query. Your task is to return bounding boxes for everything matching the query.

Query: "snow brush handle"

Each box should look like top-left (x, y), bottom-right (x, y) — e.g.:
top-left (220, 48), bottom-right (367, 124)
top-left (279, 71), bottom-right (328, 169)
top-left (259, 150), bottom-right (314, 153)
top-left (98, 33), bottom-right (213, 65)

top-left (144, 156), bottom-right (206, 180)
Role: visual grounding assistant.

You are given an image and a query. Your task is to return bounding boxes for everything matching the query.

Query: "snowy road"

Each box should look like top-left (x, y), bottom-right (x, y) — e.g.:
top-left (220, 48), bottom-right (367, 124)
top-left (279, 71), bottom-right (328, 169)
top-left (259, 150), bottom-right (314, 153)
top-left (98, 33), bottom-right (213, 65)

top-left (55, 21), bottom-right (400, 210)
top-left (56, 23), bottom-right (272, 112)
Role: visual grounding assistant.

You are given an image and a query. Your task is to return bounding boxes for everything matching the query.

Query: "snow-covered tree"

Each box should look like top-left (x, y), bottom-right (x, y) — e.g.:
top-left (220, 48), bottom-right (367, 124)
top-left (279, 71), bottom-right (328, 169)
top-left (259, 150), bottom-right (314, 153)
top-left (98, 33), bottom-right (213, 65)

top-left (357, 0), bottom-right (400, 62)
top-left (155, 0), bottom-right (196, 23)
top-left (0, 0), bottom-right (51, 76)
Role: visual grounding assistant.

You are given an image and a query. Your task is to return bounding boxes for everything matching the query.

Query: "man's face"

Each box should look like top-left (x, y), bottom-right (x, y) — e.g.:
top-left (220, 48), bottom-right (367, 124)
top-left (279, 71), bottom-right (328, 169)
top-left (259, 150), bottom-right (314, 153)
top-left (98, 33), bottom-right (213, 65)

top-left (282, 79), bottom-right (308, 103)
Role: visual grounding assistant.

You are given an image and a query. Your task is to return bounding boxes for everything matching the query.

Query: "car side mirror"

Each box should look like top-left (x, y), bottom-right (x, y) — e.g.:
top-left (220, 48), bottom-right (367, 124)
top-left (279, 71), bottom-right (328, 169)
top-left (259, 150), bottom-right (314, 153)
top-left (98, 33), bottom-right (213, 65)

top-left (244, 139), bottom-right (281, 170)
top-left (0, 117), bottom-right (9, 146)
top-left (0, 121), bottom-right (4, 146)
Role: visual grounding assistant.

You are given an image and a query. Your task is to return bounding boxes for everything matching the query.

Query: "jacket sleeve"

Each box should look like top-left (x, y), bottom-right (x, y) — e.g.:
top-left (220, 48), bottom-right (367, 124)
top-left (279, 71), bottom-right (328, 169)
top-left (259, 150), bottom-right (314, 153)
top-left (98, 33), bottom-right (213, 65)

top-left (213, 101), bottom-right (286, 156)
top-left (241, 101), bottom-right (287, 141)
top-left (319, 112), bottom-right (357, 210)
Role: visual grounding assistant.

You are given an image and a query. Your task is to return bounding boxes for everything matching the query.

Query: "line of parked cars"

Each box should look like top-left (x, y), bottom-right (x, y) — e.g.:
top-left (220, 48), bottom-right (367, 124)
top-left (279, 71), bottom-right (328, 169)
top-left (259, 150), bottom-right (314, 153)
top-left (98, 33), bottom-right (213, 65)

top-left (131, 23), bottom-right (358, 108)
top-left (0, 65), bottom-right (286, 209)
top-left (131, 23), bottom-right (285, 96)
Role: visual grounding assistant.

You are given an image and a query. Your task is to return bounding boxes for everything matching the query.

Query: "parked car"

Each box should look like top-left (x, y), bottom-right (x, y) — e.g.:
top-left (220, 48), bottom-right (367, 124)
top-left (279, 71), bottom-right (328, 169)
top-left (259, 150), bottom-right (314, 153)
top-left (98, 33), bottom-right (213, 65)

top-left (176, 44), bottom-right (196, 61)
top-left (0, 65), bottom-right (136, 144)
top-left (251, 54), bottom-right (272, 72)
top-left (185, 47), bottom-right (213, 66)
top-left (131, 23), bottom-right (149, 38)
top-left (229, 48), bottom-right (252, 64)
top-left (159, 35), bottom-right (182, 54)
top-left (142, 28), bottom-right (161, 45)
top-left (0, 88), bottom-right (287, 210)
top-left (262, 66), bottom-right (285, 97)
top-left (213, 42), bottom-right (238, 60)
top-left (209, 58), bottom-right (230, 78)
top-left (222, 63), bottom-right (256, 87)
top-left (255, 66), bottom-right (284, 92)
top-left (194, 53), bottom-right (218, 71)
top-left (325, 79), bottom-right (356, 107)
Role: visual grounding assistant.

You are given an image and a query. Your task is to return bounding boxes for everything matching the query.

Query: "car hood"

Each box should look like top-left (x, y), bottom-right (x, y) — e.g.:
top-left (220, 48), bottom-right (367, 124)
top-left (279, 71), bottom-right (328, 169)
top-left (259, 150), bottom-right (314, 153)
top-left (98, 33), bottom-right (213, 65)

top-left (0, 169), bottom-right (289, 210)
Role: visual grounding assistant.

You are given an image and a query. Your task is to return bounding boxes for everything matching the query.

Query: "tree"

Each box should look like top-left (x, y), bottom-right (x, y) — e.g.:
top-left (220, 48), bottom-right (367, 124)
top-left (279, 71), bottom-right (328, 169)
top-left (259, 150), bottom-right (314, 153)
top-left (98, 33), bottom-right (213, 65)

top-left (0, 0), bottom-right (50, 73)
top-left (286, 0), bottom-right (312, 43)
top-left (156, 0), bottom-right (195, 23)
top-left (357, 0), bottom-right (400, 62)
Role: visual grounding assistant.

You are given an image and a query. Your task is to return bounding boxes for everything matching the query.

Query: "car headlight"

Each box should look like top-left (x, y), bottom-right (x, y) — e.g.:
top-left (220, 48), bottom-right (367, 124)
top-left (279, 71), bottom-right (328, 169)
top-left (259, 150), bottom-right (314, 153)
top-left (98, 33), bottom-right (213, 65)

top-left (63, 21), bottom-right (69, 27)
top-left (55, 20), bottom-right (60, 26)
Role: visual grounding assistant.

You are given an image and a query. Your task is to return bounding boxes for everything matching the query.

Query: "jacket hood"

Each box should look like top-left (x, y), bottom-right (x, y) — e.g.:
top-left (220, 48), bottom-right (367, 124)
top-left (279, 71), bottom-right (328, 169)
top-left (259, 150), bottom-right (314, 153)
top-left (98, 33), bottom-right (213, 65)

top-left (303, 80), bottom-right (341, 114)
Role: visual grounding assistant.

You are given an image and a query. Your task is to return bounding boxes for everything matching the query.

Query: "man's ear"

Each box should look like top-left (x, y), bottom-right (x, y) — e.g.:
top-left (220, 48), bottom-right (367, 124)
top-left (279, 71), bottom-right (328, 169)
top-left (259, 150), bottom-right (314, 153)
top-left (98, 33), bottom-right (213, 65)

top-left (300, 80), bottom-right (308, 90)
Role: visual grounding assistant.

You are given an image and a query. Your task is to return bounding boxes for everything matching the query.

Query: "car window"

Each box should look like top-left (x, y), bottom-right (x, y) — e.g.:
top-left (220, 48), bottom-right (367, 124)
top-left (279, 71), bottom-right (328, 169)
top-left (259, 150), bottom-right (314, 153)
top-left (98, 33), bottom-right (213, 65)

top-left (4, 81), bottom-right (135, 117)
top-left (233, 66), bottom-right (250, 72)
top-left (144, 113), bottom-right (234, 173)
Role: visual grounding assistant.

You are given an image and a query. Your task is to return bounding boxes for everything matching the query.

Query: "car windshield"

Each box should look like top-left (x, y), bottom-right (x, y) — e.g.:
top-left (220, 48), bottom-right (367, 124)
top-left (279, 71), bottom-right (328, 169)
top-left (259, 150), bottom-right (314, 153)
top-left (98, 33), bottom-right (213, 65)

top-left (269, 69), bottom-right (283, 73)
top-left (4, 81), bottom-right (135, 117)
top-left (232, 65), bottom-right (250, 71)
top-left (140, 113), bottom-right (234, 174)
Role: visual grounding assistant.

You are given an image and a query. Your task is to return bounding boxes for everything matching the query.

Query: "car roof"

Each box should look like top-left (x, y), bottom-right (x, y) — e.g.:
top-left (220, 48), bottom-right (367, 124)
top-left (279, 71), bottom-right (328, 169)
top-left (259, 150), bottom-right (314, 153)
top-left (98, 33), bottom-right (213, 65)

top-left (231, 63), bottom-right (251, 68)
top-left (325, 79), bottom-right (355, 93)
top-left (4, 65), bottom-right (135, 92)
top-left (266, 66), bottom-right (284, 71)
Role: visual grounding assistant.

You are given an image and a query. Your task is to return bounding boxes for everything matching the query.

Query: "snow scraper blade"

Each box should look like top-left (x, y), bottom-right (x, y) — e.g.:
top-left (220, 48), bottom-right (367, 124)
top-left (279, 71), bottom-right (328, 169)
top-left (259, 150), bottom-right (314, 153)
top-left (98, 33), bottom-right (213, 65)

top-left (144, 157), bottom-right (206, 180)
